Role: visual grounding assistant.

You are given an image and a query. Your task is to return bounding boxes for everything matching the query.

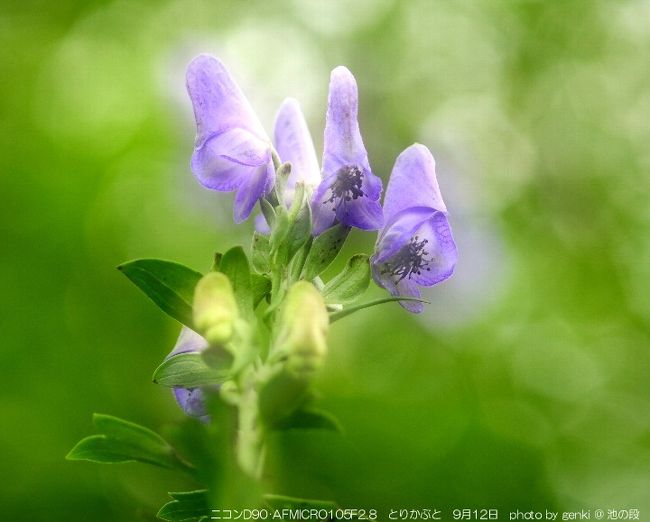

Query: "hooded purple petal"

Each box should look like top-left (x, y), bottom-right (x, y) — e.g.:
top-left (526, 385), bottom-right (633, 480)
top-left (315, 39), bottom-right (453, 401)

top-left (311, 66), bottom-right (383, 235)
top-left (187, 55), bottom-right (267, 145)
top-left (186, 55), bottom-right (274, 222)
top-left (371, 144), bottom-right (457, 313)
top-left (382, 144), bottom-right (447, 224)
top-left (168, 326), bottom-right (208, 356)
top-left (274, 98), bottom-right (321, 205)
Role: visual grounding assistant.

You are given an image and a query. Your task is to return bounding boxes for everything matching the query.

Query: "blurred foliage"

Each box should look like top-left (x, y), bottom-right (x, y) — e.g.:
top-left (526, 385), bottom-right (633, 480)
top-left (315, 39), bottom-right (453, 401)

top-left (1, 0), bottom-right (649, 520)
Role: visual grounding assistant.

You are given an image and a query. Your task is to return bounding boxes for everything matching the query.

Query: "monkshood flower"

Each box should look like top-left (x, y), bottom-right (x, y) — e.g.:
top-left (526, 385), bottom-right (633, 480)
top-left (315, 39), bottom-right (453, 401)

top-left (371, 144), bottom-right (457, 313)
top-left (274, 97), bottom-right (321, 205)
top-left (166, 327), bottom-right (211, 419)
top-left (255, 98), bottom-right (321, 233)
top-left (311, 66), bottom-right (383, 235)
top-left (186, 54), bottom-right (275, 223)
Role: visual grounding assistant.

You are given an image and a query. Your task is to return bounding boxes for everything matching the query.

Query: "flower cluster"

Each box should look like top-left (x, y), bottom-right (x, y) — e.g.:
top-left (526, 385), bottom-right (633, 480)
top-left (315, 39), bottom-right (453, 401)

top-left (67, 54), bottom-right (459, 514)
top-left (187, 54), bottom-right (457, 309)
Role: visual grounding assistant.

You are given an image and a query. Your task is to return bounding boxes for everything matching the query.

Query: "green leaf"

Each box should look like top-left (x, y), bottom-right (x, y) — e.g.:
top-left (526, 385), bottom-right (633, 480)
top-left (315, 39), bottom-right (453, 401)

top-left (269, 205), bottom-right (291, 261)
top-left (251, 274), bottom-right (271, 306)
top-left (118, 259), bottom-right (202, 327)
top-left (288, 237), bottom-right (312, 283)
top-left (273, 161), bottom-right (292, 203)
top-left (66, 414), bottom-right (191, 472)
top-left (263, 494), bottom-right (337, 511)
top-left (274, 408), bottom-right (342, 433)
top-left (329, 296), bottom-right (430, 323)
top-left (259, 198), bottom-right (276, 229)
top-left (153, 353), bottom-right (230, 387)
top-left (322, 254), bottom-right (370, 305)
top-left (285, 183), bottom-right (313, 261)
top-left (157, 490), bottom-right (209, 522)
top-left (251, 232), bottom-right (271, 274)
top-left (219, 247), bottom-right (253, 318)
top-left (258, 368), bottom-right (310, 427)
top-left (301, 224), bottom-right (350, 280)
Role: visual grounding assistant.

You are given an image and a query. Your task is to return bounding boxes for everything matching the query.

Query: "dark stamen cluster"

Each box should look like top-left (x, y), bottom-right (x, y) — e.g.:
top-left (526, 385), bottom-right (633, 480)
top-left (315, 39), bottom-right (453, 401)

top-left (381, 235), bottom-right (432, 282)
top-left (325, 165), bottom-right (365, 208)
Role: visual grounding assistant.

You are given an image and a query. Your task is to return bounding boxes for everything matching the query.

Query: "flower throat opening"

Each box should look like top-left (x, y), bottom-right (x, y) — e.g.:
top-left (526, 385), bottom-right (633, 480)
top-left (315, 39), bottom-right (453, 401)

top-left (381, 235), bottom-right (432, 282)
top-left (325, 165), bottom-right (365, 207)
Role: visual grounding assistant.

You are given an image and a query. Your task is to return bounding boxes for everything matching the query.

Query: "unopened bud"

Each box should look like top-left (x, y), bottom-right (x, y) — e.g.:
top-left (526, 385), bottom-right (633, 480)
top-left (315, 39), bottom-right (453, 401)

top-left (193, 272), bottom-right (239, 345)
top-left (276, 281), bottom-right (329, 375)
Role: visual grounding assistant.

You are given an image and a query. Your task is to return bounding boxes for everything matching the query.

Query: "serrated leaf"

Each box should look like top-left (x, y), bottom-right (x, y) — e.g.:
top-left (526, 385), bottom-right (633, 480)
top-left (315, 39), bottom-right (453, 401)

top-left (274, 408), bottom-right (342, 433)
top-left (153, 353), bottom-right (230, 387)
top-left (219, 247), bottom-right (253, 318)
top-left (118, 259), bottom-right (202, 327)
top-left (263, 494), bottom-right (337, 511)
top-left (301, 224), bottom-right (350, 281)
top-left (157, 490), bottom-right (209, 521)
top-left (322, 254), bottom-right (370, 305)
top-left (251, 232), bottom-right (271, 273)
top-left (329, 296), bottom-right (430, 323)
top-left (66, 414), bottom-right (191, 472)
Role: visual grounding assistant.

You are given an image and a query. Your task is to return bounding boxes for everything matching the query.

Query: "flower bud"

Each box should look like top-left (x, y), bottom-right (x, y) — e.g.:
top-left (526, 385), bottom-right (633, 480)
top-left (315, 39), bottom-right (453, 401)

top-left (276, 281), bottom-right (329, 375)
top-left (193, 272), bottom-right (239, 345)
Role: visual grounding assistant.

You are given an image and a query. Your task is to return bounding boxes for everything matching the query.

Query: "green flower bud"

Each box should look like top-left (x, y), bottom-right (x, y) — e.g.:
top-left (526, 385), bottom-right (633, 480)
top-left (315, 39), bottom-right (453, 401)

top-left (275, 281), bottom-right (329, 375)
top-left (193, 272), bottom-right (239, 345)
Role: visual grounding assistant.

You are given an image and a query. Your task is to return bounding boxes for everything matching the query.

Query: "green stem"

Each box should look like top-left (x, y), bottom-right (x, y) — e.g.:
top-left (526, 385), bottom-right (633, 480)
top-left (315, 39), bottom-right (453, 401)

top-left (329, 296), bottom-right (430, 322)
top-left (236, 369), bottom-right (265, 480)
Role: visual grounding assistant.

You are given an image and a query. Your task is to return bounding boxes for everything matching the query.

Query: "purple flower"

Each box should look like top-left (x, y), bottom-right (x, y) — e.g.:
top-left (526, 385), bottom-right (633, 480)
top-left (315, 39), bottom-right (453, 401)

top-left (311, 66), bottom-right (383, 235)
top-left (274, 98), bottom-right (321, 206)
top-left (255, 98), bottom-right (321, 234)
top-left (166, 327), bottom-right (212, 420)
top-left (186, 55), bottom-right (275, 223)
top-left (371, 144), bottom-right (457, 313)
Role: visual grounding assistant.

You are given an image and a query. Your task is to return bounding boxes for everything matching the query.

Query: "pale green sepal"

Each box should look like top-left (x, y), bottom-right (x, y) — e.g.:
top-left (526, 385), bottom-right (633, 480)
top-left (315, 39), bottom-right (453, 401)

top-left (322, 254), bottom-right (370, 305)
top-left (153, 353), bottom-right (230, 387)
top-left (301, 224), bottom-right (350, 280)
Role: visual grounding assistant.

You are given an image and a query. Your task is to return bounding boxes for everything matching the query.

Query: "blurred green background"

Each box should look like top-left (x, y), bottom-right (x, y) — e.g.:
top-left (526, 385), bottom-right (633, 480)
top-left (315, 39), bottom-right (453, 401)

top-left (2, 0), bottom-right (649, 520)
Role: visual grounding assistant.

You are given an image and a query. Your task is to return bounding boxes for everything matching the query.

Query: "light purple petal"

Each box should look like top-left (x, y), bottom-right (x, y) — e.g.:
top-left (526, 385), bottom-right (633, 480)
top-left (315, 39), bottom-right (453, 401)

top-left (374, 206), bottom-right (438, 263)
top-left (371, 262), bottom-right (424, 313)
top-left (383, 144), bottom-right (447, 225)
top-left (322, 66), bottom-right (370, 173)
top-left (337, 191), bottom-right (383, 230)
top-left (191, 128), bottom-right (271, 191)
top-left (173, 387), bottom-right (209, 419)
top-left (274, 98), bottom-right (321, 205)
top-left (168, 327), bottom-right (209, 357)
top-left (311, 171), bottom-right (340, 235)
top-left (186, 54), bottom-right (268, 146)
top-left (233, 162), bottom-right (275, 223)
top-left (254, 213), bottom-right (271, 235)
top-left (409, 212), bottom-right (457, 286)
